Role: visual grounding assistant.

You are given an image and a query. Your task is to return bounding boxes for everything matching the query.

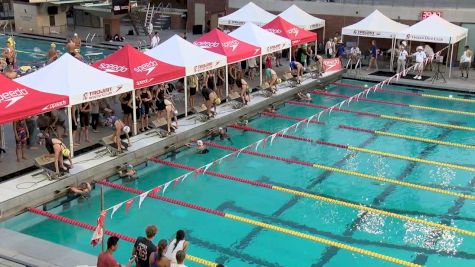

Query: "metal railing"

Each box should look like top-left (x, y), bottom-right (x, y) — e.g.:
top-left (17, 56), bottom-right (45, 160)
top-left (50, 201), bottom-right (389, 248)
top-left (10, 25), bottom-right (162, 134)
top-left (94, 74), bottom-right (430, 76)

top-left (41, 25), bottom-right (67, 35)
top-left (298, 0), bottom-right (475, 9)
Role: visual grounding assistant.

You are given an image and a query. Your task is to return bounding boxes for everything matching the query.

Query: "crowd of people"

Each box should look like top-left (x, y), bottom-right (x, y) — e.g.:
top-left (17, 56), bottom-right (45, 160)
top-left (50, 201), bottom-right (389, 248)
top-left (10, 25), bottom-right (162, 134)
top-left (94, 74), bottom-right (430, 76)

top-left (96, 226), bottom-right (227, 267)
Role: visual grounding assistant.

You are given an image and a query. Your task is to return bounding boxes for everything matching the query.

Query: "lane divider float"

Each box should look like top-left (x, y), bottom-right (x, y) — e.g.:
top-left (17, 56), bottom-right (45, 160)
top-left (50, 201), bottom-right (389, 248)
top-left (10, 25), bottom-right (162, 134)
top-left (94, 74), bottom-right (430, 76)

top-left (27, 207), bottom-right (217, 266)
top-left (228, 124), bottom-right (475, 172)
top-left (96, 180), bottom-right (419, 267)
top-left (339, 125), bottom-right (475, 150)
top-left (261, 111), bottom-right (325, 125)
top-left (332, 82), bottom-right (475, 103)
top-left (150, 158), bottom-right (475, 238)
top-left (313, 91), bottom-right (475, 117)
top-left (287, 100), bottom-right (475, 132)
top-left (203, 141), bottom-right (475, 200)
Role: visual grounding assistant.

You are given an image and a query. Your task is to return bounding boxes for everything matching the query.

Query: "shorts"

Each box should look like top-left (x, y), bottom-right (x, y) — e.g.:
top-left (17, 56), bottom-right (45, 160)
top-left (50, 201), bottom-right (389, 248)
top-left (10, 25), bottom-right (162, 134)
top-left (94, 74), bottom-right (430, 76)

top-left (142, 104), bottom-right (150, 115)
top-left (189, 87), bottom-right (197, 96)
top-left (80, 112), bottom-right (90, 127)
top-left (121, 104), bottom-right (132, 115)
top-left (415, 62), bottom-right (424, 71)
top-left (156, 100), bottom-right (165, 111)
top-left (72, 123), bottom-right (78, 131)
top-left (460, 62), bottom-right (470, 70)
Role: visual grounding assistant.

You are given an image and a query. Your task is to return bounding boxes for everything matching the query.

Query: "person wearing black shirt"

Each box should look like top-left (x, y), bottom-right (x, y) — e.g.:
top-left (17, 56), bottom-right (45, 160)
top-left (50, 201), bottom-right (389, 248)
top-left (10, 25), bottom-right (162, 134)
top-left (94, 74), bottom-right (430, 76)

top-left (132, 225), bottom-right (158, 267)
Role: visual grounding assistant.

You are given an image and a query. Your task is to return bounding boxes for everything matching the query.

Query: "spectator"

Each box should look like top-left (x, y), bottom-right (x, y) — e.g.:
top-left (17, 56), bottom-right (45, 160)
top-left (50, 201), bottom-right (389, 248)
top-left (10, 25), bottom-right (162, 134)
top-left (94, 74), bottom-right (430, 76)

top-left (396, 46), bottom-right (408, 76)
top-left (25, 116), bottom-right (37, 149)
top-left (132, 225), bottom-right (158, 267)
top-left (247, 57), bottom-right (257, 80)
top-left (460, 45), bottom-right (472, 79)
top-left (98, 236), bottom-right (135, 267)
top-left (140, 88), bottom-right (152, 132)
top-left (170, 250), bottom-right (187, 267)
top-left (165, 230), bottom-right (189, 264)
top-left (151, 32), bottom-right (160, 48)
top-left (325, 38), bottom-right (334, 58)
top-left (423, 44), bottom-right (434, 71)
top-left (90, 101), bottom-right (100, 133)
top-left (51, 108), bottom-right (68, 137)
top-left (149, 239), bottom-right (170, 267)
top-left (13, 119), bottom-right (29, 162)
top-left (412, 46), bottom-right (427, 80)
top-left (79, 102), bottom-right (91, 143)
top-left (367, 40), bottom-right (378, 71)
top-left (187, 75), bottom-right (199, 109)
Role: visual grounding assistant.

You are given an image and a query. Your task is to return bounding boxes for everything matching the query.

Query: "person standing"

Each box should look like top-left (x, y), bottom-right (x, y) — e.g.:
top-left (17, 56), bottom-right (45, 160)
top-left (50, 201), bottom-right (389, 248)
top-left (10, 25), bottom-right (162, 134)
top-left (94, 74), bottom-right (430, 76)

top-left (13, 119), bottom-right (28, 162)
top-left (412, 46), bottom-right (427, 80)
top-left (325, 38), bottom-right (333, 58)
top-left (460, 45), bottom-right (472, 79)
top-left (133, 225), bottom-right (158, 267)
top-left (79, 102), bottom-right (91, 143)
top-left (151, 32), bottom-right (160, 48)
top-left (90, 100), bottom-right (101, 133)
top-left (164, 230), bottom-right (189, 264)
top-left (396, 46), bottom-right (408, 76)
top-left (367, 40), bottom-right (378, 71)
top-left (98, 236), bottom-right (135, 267)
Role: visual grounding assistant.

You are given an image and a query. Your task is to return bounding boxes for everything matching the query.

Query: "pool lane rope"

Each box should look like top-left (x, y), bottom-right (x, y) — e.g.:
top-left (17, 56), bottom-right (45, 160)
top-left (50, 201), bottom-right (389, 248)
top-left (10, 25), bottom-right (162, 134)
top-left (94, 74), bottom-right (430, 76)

top-left (96, 180), bottom-right (420, 267)
top-left (339, 125), bottom-right (475, 150)
top-left (261, 111), bottom-right (326, 125)
top-left (202, 141), bottom-right (475, 201)
top-left (27, 207), bottom-right (217, 267)
top-left (287, 100), bottom-right (475, 132)
top-left (229, 124), bottom-right (475, 172)
top-left (332, 82), bottom-right (475, 104)
top-left (312, 90), bottom-right (475, 117)
top-left (151, 158), bottom-right (475, 238)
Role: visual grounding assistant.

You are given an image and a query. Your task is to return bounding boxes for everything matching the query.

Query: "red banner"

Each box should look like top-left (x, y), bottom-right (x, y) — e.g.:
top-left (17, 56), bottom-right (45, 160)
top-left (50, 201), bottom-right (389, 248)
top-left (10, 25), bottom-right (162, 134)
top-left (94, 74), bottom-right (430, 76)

top-left (322, 58), bottom-right (342, 72)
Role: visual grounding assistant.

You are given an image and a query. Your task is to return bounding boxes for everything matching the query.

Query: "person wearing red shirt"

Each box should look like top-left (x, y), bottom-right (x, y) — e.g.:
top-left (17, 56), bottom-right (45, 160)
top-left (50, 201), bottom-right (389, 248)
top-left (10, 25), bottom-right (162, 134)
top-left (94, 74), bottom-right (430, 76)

top-left (98, 236), bottom-right (135, 267)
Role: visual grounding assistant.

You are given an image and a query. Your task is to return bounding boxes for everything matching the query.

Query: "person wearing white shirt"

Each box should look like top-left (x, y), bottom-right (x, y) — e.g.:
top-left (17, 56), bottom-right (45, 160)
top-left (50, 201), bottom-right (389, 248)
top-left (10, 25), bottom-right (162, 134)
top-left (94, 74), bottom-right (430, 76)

top-left (460, 45), bottom-right (472, 78)
top-left (396, 46), bottom-right (408, 76)
top-left (170, 250), bottom-right (187, 267)
top-left (412, 46), bottom-right (427, 80)
top-left (150, 32), bottom-right (160, 48)
top-left (423, 44), bottom-right (434, 70)
top-left (349, 46), bottom-right (361, 66)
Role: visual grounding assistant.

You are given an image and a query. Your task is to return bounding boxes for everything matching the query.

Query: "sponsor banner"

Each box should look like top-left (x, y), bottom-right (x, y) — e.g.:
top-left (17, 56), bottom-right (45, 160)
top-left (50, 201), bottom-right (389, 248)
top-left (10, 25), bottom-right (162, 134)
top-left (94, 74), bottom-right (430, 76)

top-left (352, 30), bottom-right (381, 37)
top-left (405, 33), bottom-right (444, 43)
top-left (0, 88), bottom-right (28, 108)
top-left (223, 20), bottom-right (246, 26)
top-left (112, 0), bottom-right (129, 15)
top-left (266, 43), bottom-right (286, 54)
top-left (193, 41), bottom-right (220, 48)
top-left (193, 61), bottom-right (222, 74)
top-left (136, 78), bottom-right (154, 88)
top-left (322, 58), bottom-right (342, 72)
top-left (82, 86), bottom-right (124, 101)
top-left (98, 63), bottom-right (128, 73)
top-left (42, 100), bottom-right (67, 111)
top-left (221, 40), bottom-right (240, 52)
top-left (133, 60), bottom-right (158, 76)
top-left (287, 27), bottom-right (300, 37)
top-left (421, 11), bottom-right (442, 20)
top-left (265, 28), bottom-right (282, 34)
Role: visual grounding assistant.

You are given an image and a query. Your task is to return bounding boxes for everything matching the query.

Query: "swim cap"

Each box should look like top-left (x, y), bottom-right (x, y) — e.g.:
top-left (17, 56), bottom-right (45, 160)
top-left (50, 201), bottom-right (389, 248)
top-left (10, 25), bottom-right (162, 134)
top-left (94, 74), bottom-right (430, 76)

top-left (51, 43), bottom-right (56, 48)
top-left (127, 164), bottom-right (133, 170)
top-left (218, 127), bottom-right (223, 131)
top-left (306, 93), bottom-right (311, 99)
top-left (197, 140), bottom-right (203, 146)
top-left (276, 78), bottom-right (282, 84)
top-left (214, 98), bottom-right (221, 105)
top-left (123, 126), bottom-right (131, 134)
top-left (62, 148), bottom-right (71, 157)
top-left (173, 109), bottom-right (178, 115)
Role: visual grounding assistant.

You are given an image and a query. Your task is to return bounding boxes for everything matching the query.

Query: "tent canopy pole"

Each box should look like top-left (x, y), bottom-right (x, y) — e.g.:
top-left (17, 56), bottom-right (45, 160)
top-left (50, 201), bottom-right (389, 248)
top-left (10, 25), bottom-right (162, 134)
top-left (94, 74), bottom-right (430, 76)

top-left (68, 106), bottom-right (74, 157)
top-left (132, 90), bottom-right (137, 136)
top-left (184, 77), bottom-right (188, 117)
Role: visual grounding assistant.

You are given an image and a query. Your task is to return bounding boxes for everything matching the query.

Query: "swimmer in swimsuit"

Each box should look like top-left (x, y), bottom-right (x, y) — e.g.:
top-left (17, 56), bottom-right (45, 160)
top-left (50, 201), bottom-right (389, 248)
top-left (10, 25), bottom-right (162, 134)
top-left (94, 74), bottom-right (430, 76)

top-left (45, 136), bottom-right (73, 174)
top-left (14, 119), bottom-right (29, 162)
top-left (164, 99), bottom-right (178, 134)
top-left (108, 116), bottom-right (131, 152)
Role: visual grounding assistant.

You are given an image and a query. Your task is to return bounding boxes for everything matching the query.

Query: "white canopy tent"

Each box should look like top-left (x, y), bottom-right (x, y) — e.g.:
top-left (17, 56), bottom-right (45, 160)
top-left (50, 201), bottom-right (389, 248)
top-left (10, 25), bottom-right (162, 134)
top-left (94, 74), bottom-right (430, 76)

top-left (146, 35), bottom-right (227, 115)
top-left (17, 53), bottom-right (134, 156)
top-left (229, 22), bottom-right (291, 84)
top-left (278, 4), bottom-right (325, 40)
top-left (396, 14), bottom-right (469, 78)
top-left (218, 2), bottom-right (276, 27)
top-left (341, 10), bottom-right (409, 69)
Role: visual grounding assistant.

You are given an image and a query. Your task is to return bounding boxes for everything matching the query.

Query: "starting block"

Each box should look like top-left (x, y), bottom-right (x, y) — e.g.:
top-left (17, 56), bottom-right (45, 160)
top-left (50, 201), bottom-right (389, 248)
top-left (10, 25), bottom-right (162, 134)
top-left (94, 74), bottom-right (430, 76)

top-left (101, 135), bottom-right (129, 156)
top-left (34, 155), bottom-right (70, 180)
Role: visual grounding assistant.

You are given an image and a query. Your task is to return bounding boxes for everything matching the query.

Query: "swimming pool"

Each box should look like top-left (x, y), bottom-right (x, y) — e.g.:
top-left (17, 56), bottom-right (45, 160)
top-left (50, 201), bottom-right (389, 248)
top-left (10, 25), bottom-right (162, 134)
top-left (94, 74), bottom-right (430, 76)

top-left (0, 35), bottom-right (113, 66)
top-left (3, 78), bottom-right (475, 266)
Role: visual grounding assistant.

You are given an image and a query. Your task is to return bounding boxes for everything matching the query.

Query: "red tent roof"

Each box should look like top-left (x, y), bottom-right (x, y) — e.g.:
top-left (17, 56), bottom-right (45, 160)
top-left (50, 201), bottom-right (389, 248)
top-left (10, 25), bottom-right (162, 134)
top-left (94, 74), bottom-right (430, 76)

top-left (262, 17), bottom-right (317, 46)
top-left (92, 44), bottom-right (185, 89)
top-left (193, 29), bottom-right (261, 63)
top-left (0, 75), bottom-right (68, 124)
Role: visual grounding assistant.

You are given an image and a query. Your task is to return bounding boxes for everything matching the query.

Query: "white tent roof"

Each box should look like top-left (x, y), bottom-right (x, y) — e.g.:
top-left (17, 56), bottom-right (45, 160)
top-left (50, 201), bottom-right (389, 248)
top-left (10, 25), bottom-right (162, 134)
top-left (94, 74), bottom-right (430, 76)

top-left (16, 53), bottom-right (134, 105)
top-left (279, 4), bottom-right (325, 30)
top-left (146, 35), bottom-right (226, 75)
top-left (229, 22), bottom-right (291, 55)
top-left (342, 10), bottom-right (408, 39)
top-left (397, 15), bottom-right (468, 44)
top-left (218, 2), bottom-right (276, 27)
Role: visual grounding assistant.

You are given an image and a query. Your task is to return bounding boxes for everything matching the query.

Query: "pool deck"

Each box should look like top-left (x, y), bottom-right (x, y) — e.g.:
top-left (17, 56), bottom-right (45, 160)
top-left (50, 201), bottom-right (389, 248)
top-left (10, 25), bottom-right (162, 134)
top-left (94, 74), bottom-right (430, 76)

top-left (343, 67), bottom-right (475, 93)
top-left (0, 229), bottom-right (96, 267)
top-left (0, 69), bottom-right (343, 221)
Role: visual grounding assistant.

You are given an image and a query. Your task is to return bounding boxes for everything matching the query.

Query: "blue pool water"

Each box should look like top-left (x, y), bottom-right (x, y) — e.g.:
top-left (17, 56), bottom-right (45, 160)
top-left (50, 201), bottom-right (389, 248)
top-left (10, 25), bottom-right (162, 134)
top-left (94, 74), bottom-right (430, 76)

top-left (3, 79), bottom-right (475, 266)
top-left (0, 35), bottom-right (113, 66)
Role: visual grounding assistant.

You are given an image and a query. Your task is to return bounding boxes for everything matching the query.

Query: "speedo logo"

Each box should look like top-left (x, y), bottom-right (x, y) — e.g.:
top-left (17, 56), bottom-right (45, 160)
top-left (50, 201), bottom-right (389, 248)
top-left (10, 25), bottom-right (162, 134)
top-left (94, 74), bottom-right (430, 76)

top-left (287, 27), bottom-right (299, 37)
top-left (134, 61), bottom-right (158, 75)
top-left (193, 41), bottom-right (220, 48)
top-left (0, 88), bottom-right (28, 108)
top-left (221, 40), bottom-right (239, 52)
top-left (265, 28), bottom-right (282, 34)
top-left (99, 63), bottom-right (128, 73)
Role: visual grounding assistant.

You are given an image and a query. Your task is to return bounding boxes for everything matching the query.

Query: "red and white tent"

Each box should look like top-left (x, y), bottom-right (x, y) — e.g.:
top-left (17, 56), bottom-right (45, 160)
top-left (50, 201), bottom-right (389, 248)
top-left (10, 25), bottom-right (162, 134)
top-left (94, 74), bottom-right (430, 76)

top-left (92, 44), bottom-right (185, 89)
top-left (0, 74), bottom-right (68, 124)
top-left (262, 17), bottom-right (317, 46)
top-left (193, 29), bottom-right (261, 64)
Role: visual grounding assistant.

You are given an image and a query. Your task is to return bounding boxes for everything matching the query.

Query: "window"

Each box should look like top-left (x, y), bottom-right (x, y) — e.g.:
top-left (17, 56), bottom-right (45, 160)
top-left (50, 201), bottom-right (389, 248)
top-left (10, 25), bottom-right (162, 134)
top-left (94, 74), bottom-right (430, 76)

top-left (49, 15), bottom-right (55, 26)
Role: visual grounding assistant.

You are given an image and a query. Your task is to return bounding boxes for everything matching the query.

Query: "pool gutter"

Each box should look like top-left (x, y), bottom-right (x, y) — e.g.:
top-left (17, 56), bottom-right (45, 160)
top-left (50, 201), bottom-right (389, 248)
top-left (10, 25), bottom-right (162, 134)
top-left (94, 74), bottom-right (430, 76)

top-left (0, 70), bottom-right (343, 221)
